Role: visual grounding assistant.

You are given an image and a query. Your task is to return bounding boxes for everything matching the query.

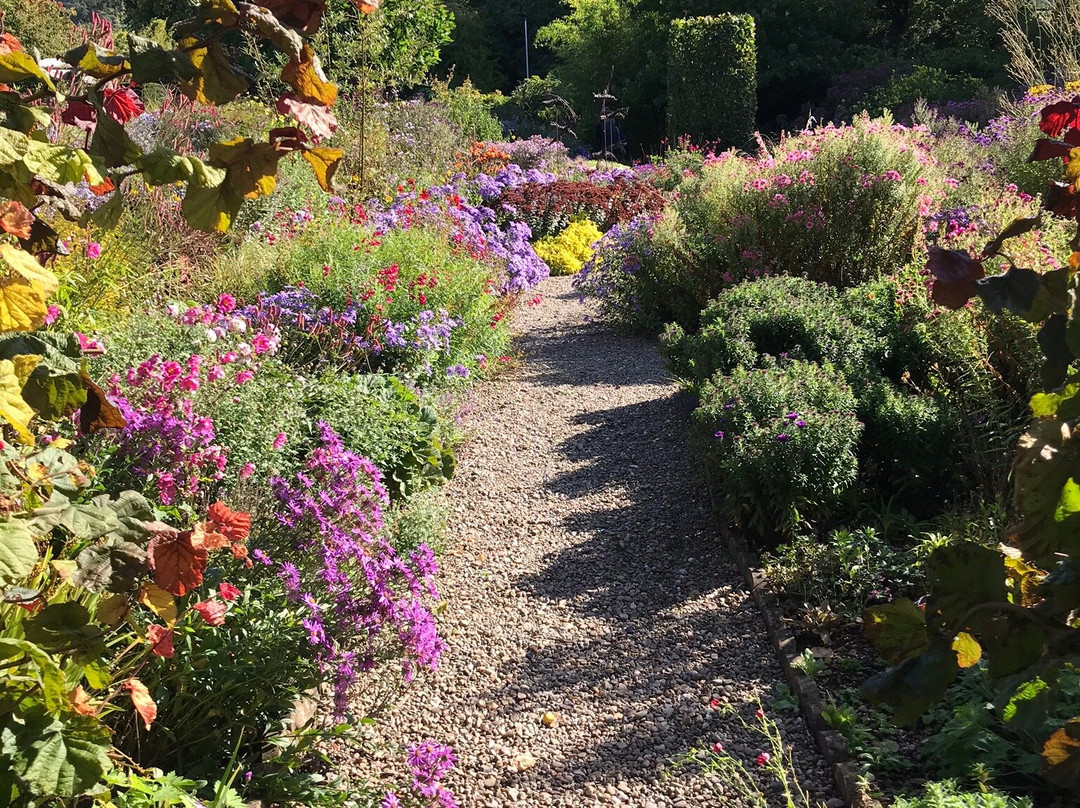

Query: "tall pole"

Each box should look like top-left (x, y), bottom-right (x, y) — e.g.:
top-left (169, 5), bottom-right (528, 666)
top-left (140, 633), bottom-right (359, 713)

top-left (524, 18), bottom-right (530, 79)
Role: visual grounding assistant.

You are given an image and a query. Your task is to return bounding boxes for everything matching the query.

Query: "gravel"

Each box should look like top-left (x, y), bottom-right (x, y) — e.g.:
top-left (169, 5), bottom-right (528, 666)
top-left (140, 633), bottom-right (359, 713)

top-left (347, 276), bottom-right (836, 807)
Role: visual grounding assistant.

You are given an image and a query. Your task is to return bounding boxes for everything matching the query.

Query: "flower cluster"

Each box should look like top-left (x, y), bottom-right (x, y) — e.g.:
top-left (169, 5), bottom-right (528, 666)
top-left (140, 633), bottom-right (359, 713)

top-left (269, 423), bottom-right (445, 715)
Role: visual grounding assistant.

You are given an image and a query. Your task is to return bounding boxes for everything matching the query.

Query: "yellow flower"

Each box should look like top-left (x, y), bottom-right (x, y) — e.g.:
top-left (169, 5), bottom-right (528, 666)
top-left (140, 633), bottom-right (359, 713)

top-left (533, 219), bottom-right (605, 275)
top-left (1067, 80), bottom-right (1080, 94)
top-left (1028, 84), bottom-right (1055, 97)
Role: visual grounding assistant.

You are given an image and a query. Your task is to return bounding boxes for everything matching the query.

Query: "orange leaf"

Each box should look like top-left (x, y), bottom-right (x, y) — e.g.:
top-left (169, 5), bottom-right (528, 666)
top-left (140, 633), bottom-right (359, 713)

top-left (146, 624), bottom-right (174, 658)
top-left (0, 33), bottom-right (23, 54)
top-left (69, 686), bottom-right (96, 716)
top-left (190, 521), bottom-right (230, 551)
top-left (219, 581), bottom-right (242, 601)
top-left (207, 502), bottom-right (251, 543)
top-left (0, 201), bottom-right (33, 240)
top-left (147, 526), bottom-right (208, 597)
top-left (281, 43), bottom-right (337, 106)
top-left (125, 678), bottom-right (157, 730)
top-left (277, 94), bottom-right (338, 142)
top-left (193, 599), bottom-right (227, 626)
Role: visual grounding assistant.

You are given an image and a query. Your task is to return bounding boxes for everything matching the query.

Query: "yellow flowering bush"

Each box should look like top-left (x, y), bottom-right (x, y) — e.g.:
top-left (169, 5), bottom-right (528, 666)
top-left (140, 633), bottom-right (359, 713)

top-left (533, 219), bottom-right (604, 275)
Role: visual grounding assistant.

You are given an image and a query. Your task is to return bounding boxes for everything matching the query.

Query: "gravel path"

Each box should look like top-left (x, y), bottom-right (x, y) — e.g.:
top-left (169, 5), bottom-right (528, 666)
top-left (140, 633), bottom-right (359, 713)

top-left (368, 276), bottom-right (835, 807)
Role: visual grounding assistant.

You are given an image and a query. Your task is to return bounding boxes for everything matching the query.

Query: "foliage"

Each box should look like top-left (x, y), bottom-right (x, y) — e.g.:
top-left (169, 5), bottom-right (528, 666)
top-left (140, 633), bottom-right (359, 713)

top-left (693, 360), bottom-right (861, 539)
top-left (667, 15), bottom-right (756, 148)
top-left (432, 77), bottom-right (504, 143)
top-left (314, 0), bottom-right (454, 91)
top-left (533, 218), bottom-right (603, 275)
top-left (0, 0), bottom-right (75, 56)
top-left (492, 176), bottom-right (665, 239)
top-left (864, 92), bottom-right (1080, 793)
top-left (862, 66), bottom-right (985, 120)
top-left (892, 780), bottom-right (1032, 808)
top-left (576, 116), bottom-right (930, 330)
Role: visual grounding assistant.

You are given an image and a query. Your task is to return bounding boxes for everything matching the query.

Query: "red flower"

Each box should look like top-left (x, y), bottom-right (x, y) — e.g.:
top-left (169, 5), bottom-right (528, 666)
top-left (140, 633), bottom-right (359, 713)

top-left (756, 752), bottom-right (771, 767)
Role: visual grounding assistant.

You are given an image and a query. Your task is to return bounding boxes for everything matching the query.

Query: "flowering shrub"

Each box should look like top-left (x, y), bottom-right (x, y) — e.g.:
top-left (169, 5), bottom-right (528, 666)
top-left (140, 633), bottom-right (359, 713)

top-left (482, 136), bottom-right (572, 172)
top-left (694, 360), bottom-right (862, 539)
top-left (533, 218), bottom-right (604, 275)
top-left (268, 423), bottom-right (444, 715)
top-left (492, 177), bottom-right (667, 239)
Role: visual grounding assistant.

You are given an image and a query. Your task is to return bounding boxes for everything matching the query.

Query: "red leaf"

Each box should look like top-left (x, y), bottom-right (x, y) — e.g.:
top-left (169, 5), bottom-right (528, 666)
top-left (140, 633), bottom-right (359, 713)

top-left (102, 86), bottom-right (145, 124)
top-left (69, 686), bottom-right (96, 716)
top-left (125, 678), bottom-right (157, 730)
top-left (189, 521), bottom-right (230, 552)
top-left (193, 599), bottom-right (227, 627)
top-left (147, 526), bottom-right (208, 597)
top-left (207, 502), bottom-right (251, 543)
top-left (0, 33), bottom-right (24, 55)
top-left (1044, 182), bottom-right (1080, 218)
top-left (146, 624), bottom-right (175, 658)
top-left (61, 99), bottom-right (97, 133)
top-left (0, 201), bottom-right (33, 240)
top-left (1039, 97), bottom-right (1080, 139)
top-left (931, 258), bottom-right (986, 309)
top-left (255, 1), bottom-right (325, 35)
top-left (1029, 138), bottom-right (1073, 163)
top-left (218, 581), bottom-right (242, 601)
top-left (276, 94), bottom-right (338, 142)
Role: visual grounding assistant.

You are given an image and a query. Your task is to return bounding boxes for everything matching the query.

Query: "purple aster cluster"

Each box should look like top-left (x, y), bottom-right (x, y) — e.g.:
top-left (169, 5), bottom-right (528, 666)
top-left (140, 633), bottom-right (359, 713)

top-left (406, 740), bottom-right (458, 808)
top-left (270, 423), bottom-right (445, 716)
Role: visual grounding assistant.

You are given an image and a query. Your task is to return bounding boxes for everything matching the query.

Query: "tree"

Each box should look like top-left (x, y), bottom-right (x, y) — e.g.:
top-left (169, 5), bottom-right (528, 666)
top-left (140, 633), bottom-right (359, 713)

top-left (314, 0), bottom-right (454, 91)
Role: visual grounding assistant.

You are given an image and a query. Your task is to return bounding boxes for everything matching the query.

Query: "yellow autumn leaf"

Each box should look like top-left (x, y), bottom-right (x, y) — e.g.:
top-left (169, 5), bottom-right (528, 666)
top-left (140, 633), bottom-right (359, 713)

top-left (11, 354), bottom-right (40, 387)
top-left (0, 274), bottom-right (48, 332)
top-left (302, 147), bottom-right (343, 192)
top-left (138, 582), bottom-right (177, 624)
top-left (0, 243), bottom-right (57, 294)
top-left (952, 631), bottom-right (982, 669)
top-left (0, 358), bottom-right (34, 444)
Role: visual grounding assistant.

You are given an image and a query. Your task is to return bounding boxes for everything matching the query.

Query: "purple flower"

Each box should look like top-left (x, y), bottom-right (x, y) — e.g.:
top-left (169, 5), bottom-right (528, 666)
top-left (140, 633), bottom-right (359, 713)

top-left (714, 431), bottom-right (725, 439)
top-left (776, 434), bottom-right (791, 443)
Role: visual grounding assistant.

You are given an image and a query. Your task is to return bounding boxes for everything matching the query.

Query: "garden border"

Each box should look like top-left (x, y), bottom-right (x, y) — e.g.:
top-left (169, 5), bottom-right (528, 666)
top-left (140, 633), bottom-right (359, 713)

top-left (703, 468), bottom-right (882, 808)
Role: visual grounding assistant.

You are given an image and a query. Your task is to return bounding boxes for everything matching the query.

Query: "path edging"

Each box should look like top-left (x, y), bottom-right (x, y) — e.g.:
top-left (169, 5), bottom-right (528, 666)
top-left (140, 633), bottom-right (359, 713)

top-left (703, 469), bottom-right (882, 808)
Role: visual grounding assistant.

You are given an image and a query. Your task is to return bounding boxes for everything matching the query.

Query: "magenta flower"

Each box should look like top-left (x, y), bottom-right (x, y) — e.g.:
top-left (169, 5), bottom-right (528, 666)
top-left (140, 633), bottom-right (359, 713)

top-left (272, 432), bottom-right (288, 450)
top-left (240, 462), bottom-right (256, 479)
top-left (776, 434), bottom-right (791, 443)
top-left (757, 752), bottom-right (771, 767)
top-left (235, 370), bottom-right (255, 385)
top-left (712, 742), bottom-right (725, 753)
top-left (217, 293), bottom-right (237, 314)
top-left (86, 241), bottom-right (101, 259)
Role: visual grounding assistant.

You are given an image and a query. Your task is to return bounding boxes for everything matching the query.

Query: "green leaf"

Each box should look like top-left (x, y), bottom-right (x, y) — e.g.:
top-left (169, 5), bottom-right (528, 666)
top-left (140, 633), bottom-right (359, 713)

top-left (4, 707), bottom-right (112, 798)
top-left (181, 170), bottom-right (243, 233)
top-left (177, 37), bottom-right (247, 106)
top-left (91, 491), bottom-right (155, 544)
top-left (927, 544), bottom-right (1009, 629)
top-left (128, 35), bottom-right (198, 85)
top-left (863, 599), bottom-right (929, 666)
top-left (1002, 677), bottom-right (1051, 730)
top-left (982, 615), bottom-right (1046, 679)
top-left (23, 602), bottom-right (105, 662)
top-left (21, 370), bottom-right (87, 421)
top-left (975, 266), bottom-right (1069, 323)
top-left (1014, 419), bottom-right (1080, 565)
top-left (861, 638), bottom-right (961, 726)
top-left (0, 51), bottom-right (56, 90)
top-left (21, 140), bottom-right (104, 187)
top-left (71, 540), bottom-right (147, 593)
top-left (62, 43), bottom-right (129, 81)
top-left (89, 102), bottom-right (142, 169)
top-left (1031, 375), bottom-right (1080, 420)
top-left (0, 518), bottom-right (37, 587)
top-left (34, 446), bottom-right (90, 496)
top-left (0, 638), bottom-right (67, 714)
top-left (57, 502), bottom-right (121, 541)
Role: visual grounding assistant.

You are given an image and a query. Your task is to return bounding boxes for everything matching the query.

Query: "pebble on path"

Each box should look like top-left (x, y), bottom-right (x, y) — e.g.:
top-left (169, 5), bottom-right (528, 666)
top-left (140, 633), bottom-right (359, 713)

top-left (342, 276), bottom-right (836, 807)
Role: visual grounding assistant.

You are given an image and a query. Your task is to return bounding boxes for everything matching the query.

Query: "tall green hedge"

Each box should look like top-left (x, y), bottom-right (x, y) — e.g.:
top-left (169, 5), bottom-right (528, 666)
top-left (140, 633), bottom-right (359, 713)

top-left (668, 15), bottom-right (756, 147)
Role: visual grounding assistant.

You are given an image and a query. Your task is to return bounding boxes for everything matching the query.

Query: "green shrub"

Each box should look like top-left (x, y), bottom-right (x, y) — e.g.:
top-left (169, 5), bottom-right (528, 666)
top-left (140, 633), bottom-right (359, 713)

top-left (304, 372), bottom-right (456, 501)
top-left (0, 0), bottom-right (75, 56)
top-left (433, 77), bottom-right (504, 143)
top-left (694, 360), bottom-right (861, 539)
top-left (862, 65), bottom-right (984, 118)
top-left (667, 15), bottom-right (756, 147)
top-left (892, 780), bottom-right (1032, 808)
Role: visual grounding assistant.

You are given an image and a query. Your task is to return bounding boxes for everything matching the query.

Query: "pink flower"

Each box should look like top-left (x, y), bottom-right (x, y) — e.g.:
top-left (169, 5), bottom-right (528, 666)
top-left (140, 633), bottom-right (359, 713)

top-left (240, 462), bottom-right (256, 479)
top-left (712, 742), bottom-right (725, 753)
top-left (86, 241), bottom-right (101, 259)
top-left (235, 370), bottom-right (255, 385)
top-left (43, 305), bottom-right (62, 325)
top-left (221, 351), bottom-right (239, 364)
top-left (75, 332), bottom-right (105, 353)
top-left (272, 432), bottom-right (288, 450)
top-left (251, 333), bottom-right (273, 354)
top-left (709, 698), bottom-right (721, 708)
top-left (756, 752), bottom-right (771, 767)
top-left (217, 293), bottom-right (237, 314)
top-left (755, 708), bottom-right (765, 718)
top-left (208, 365), bottom-right (225, 382)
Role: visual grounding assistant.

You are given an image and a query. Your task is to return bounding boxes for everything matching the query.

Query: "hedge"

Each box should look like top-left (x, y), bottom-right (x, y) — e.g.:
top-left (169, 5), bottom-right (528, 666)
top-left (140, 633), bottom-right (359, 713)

top-left (667, 14), bottom-right (757, 147)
